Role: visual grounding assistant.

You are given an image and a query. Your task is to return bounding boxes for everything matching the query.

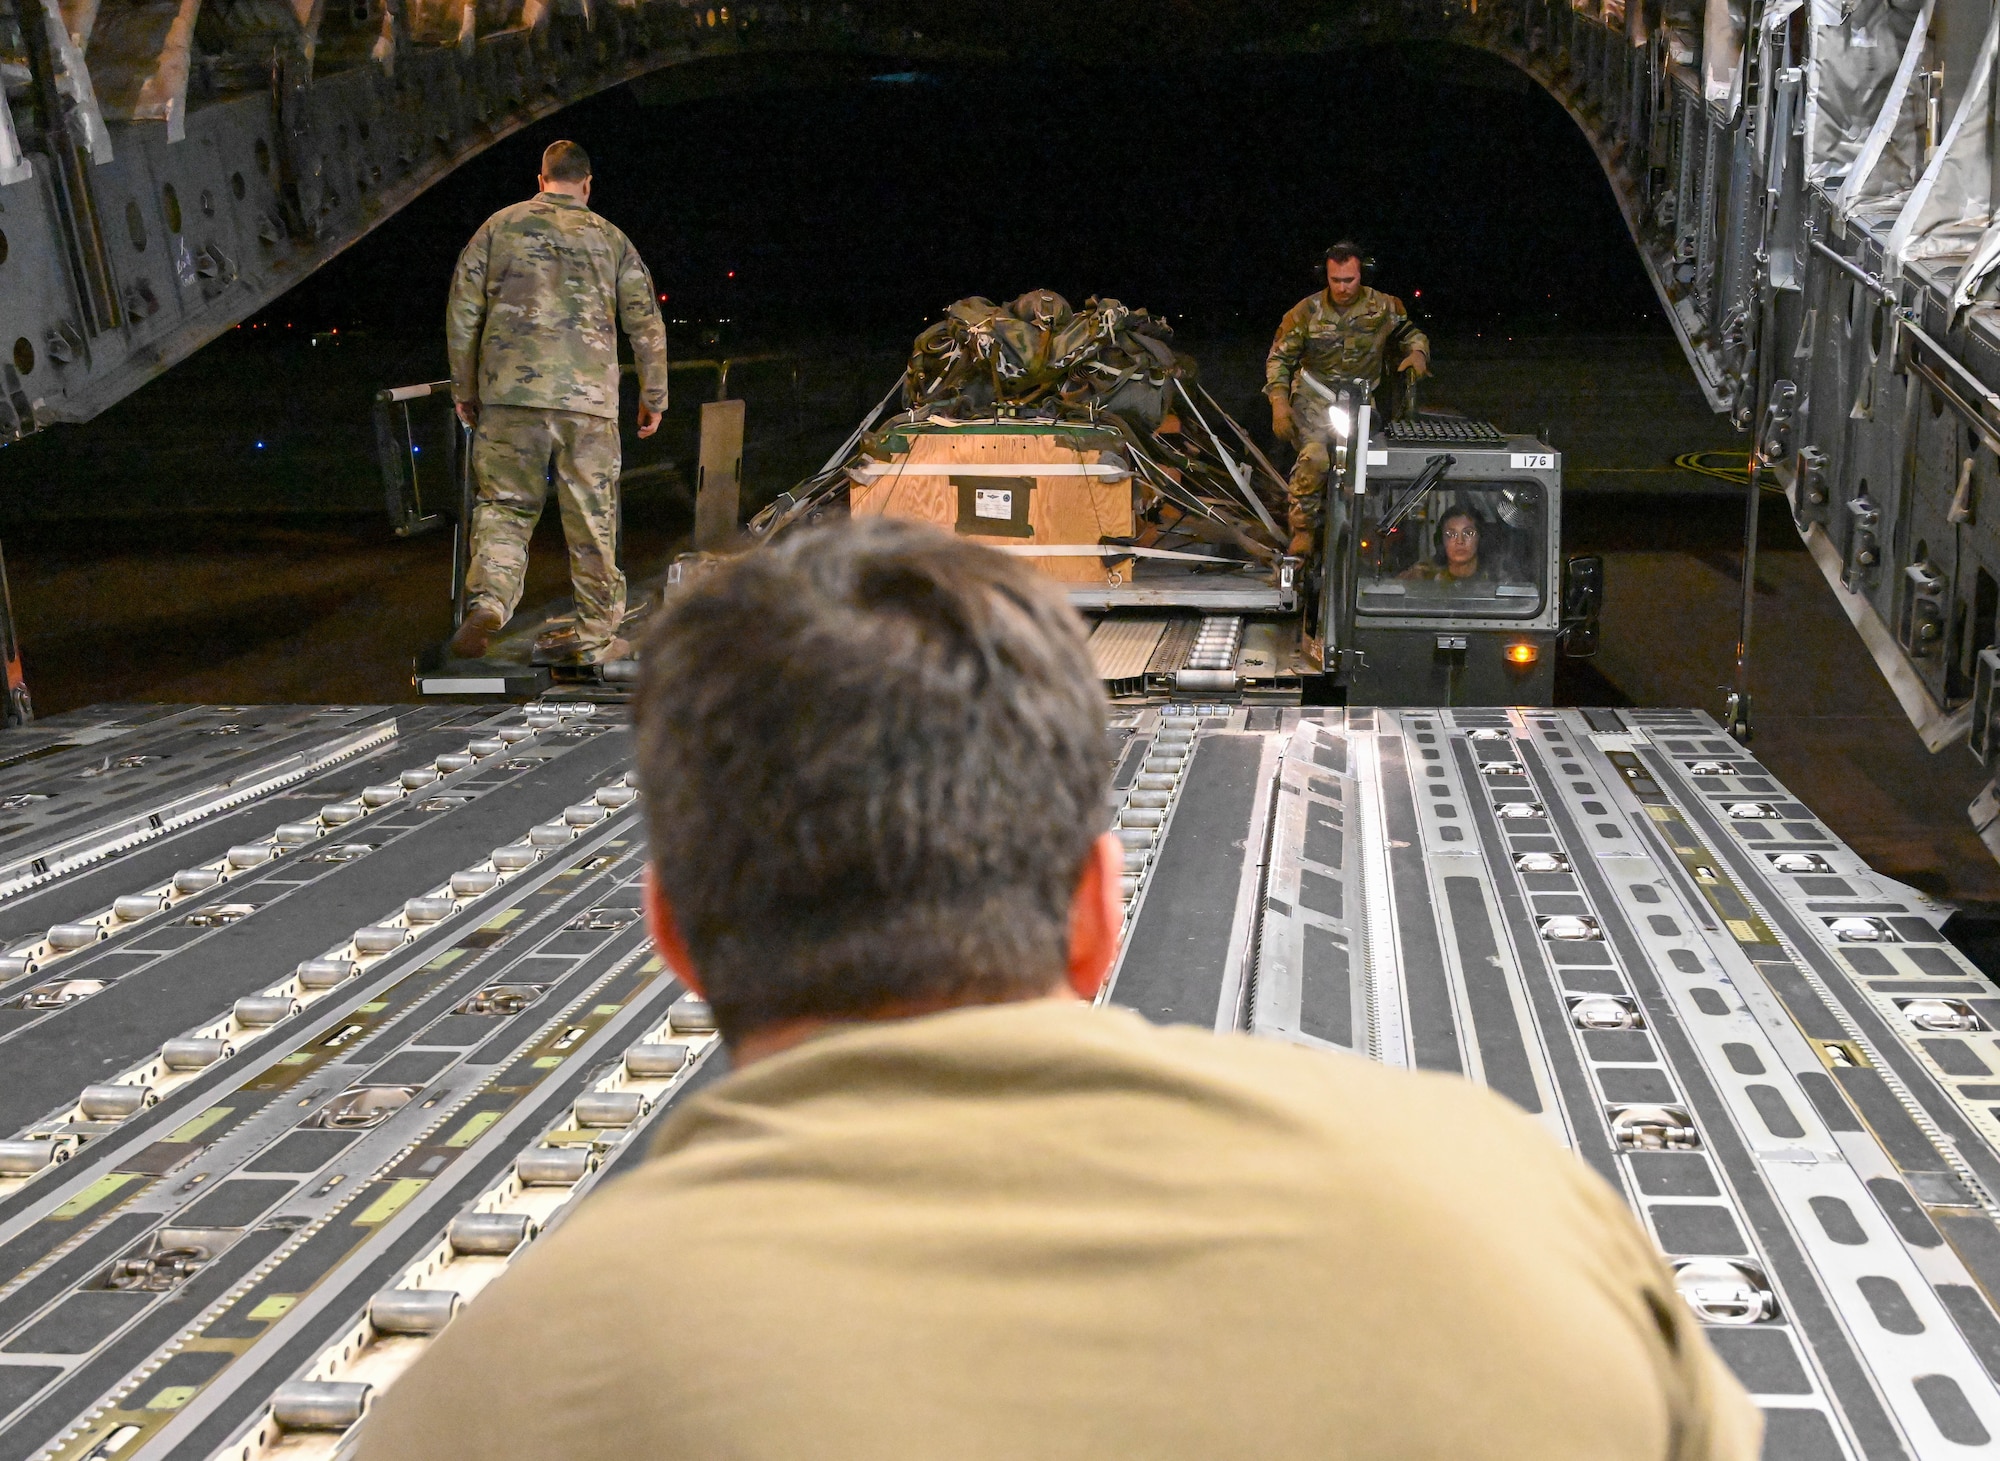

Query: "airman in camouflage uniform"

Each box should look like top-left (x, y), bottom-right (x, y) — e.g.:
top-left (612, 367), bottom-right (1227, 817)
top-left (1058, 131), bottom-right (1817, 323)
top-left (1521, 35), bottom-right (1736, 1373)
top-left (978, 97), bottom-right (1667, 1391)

top-left (445, 140), bottom-right (669, 664)
top-left (1267, 245), bottom-right (1429, 556)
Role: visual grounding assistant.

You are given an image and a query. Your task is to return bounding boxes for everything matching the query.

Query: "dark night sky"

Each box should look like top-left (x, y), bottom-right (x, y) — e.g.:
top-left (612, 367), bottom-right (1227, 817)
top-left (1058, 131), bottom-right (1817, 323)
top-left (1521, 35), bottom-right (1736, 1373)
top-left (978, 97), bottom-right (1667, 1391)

top-left (6, 42), bottom-right (1671, 520)
top-left (266, 41), bottom-right (1661, 349)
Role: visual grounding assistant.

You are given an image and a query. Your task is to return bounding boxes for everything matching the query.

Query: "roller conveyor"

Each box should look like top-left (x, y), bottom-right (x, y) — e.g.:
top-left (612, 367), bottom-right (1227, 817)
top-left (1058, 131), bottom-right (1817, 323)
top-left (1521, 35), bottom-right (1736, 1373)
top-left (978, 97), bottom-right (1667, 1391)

top-left (0, 703), bottom-right (1996, 1459)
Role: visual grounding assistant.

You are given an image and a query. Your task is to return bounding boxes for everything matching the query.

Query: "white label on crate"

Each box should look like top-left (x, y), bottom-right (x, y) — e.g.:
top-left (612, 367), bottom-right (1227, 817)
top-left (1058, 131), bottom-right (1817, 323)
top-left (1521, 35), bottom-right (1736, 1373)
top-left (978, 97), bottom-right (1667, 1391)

top-left (1510, 452), bottom-right (1556, 471)
top-left (974, 489), bottom-right (1014, 521)
top-left (1367, 451), bottom-right (1389, 466)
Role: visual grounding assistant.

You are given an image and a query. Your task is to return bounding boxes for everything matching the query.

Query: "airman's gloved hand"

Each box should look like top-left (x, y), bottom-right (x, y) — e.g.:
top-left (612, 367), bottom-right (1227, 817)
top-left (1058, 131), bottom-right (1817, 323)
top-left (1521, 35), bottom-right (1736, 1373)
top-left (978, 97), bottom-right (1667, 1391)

top-left (1270, 397), bottom-right (1297, 445)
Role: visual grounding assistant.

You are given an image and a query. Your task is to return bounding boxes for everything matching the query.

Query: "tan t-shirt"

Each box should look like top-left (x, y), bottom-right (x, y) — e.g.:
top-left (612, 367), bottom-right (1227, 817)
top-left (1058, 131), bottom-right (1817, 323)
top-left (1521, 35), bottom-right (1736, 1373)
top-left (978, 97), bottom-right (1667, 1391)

top-left (358, 1000), bottom-right (1760, 1461)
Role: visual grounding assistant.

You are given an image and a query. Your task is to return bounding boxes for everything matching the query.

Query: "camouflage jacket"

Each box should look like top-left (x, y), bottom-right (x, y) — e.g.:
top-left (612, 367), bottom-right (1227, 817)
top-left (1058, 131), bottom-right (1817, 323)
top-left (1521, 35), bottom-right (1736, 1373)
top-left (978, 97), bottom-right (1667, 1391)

top-left (447, 194), bottom-right (669, 420)
top-left (1265, 286), bottom-right (1429, 401)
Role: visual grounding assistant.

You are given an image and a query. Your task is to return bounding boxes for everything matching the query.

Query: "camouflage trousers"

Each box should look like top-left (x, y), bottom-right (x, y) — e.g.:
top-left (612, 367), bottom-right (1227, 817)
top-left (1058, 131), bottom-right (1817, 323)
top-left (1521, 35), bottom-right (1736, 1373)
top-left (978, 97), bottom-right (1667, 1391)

top-left (1283, 383), bottom-right (1388, 538)
top-left (467, 405), bottom-right (625, 658)
top-left (1284, 387), bottom-right (1340, 539)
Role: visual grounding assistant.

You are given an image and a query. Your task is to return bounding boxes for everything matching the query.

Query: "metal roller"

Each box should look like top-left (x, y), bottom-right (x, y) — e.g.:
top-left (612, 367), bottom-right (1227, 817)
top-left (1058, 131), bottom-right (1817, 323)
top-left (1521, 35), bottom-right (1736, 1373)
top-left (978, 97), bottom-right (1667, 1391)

top-left (272, 822), bottom-right (321, 846)
top-left (447, 1211), bottom-right (536, 1255)
top-left (1133, 773), bottom-right (1177, 792)
top-left (1141, 758), bottom-right (1185, 776)
top-left (297, 958), bottom-right (357, 990)
top-left (572, 1090), bottom-right (649, 1127)
top-left (435, 753), bottom-right (475, 772)
top-left (173, 868), bottom-right (222, 894)
top-left (360, 784), bottom-right (404, 807)
top-left (1119, 875), bottom-right (1141, 899)
top-left (1123, 849), bottom-right (1149, 874)
top-left (1153, 725), bottom-right (1194, 743)
top-left (233, 995), bottom-right (299, 1027)
top-left (668, 993), bottom-right (716, 1034)
top-left (0, 1140), bottom-right (62, 1175)
top-left (1174, 669), bottom-right (1238, 692)
top-left (45, 923), bottom-right (105, 951)
top-left (368, 1288), bottom-right (461, 1335)
top-left (490, 844), bottom-right (539, 871)
top-left (1116, 828), bottom-right (1156, 850)
top-left (516, 1147), bottom-right (596, 1185)
top-left (494, 726), bottom-right (534, 743)
top-left (622, 769), bottom-right (641, 788)
top-left (623, 1042), bottom-right (690, 1077)
top-left (225, 844), bottom-right (273, 869)
top-left (563, 804), bottom-right (608, 827)
top-left (593, 784), bottom-right (638, 809)
top-left (352, 926), bottom-right (411, 955)
top-left (0, 954), bottom-right (37, 979)
top-left (1119, 809), bottom-right (1164, 829)
top-left (523, 710), bottom-right (561, 729)
top-left (528, 823), bottom-right (573, 847)
top-left (79, 1084), bottom-right (154, 1119)
top-left (601, 659), bottom-right (639, 683)
top-left (112, 894), bottom-right (166, 921)
top-left (320, 802), bottom-right (365, 825)
top-left (1126, 790), bottom-right (1171, 808)
top-left (399, 768), bottom-right (440, 789)
top-left (271, 1380), bottom-right (373, 1431)
top-left (562, 703), bottom-right (597, 719)
top-left (467, 739), bottom-right (505, 757)
top-left (162, 1038), bottom-right (233, 1071)
top-left (450, 870), bottom-right (501, 898)
top-left (404, 897), bottom-right (455, 924)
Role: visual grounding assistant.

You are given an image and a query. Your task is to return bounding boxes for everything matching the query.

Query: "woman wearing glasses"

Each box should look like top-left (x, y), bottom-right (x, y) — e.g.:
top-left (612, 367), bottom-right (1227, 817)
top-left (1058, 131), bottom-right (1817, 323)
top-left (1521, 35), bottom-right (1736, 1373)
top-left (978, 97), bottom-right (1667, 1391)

top-left (1399, 505), bottom-right (1487, 584)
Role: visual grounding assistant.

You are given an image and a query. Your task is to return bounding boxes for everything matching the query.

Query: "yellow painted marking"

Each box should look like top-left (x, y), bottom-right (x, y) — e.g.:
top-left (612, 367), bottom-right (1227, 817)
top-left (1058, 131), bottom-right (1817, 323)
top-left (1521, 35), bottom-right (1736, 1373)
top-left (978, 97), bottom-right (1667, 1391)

top-left (532, 1056), bottom-right (562, 1069)
top-left (1725, 918), bottom-right (1758, 942)
top-left (51, 1173), bottom-right (139, 1220)
top-left (424, 949), bottom-right (467, 970)
top-left (357, 1001), bottom-right (388, 1012)
top-left (248, 1295), bottom-right (297, 1320)
top-left (482, 909), bottom-right (524, 929)
top-left (592, 1004), bottom-right (621, 1015)
top-left (641, 956), bottom-right (663, 973)
top-left (164, 1107), bottom-right (233, 1144)
top-left (145, 1387), bottom-right (198, 1411)
top-left (445, 1111), bottom-right (501, 1147)
top-left (277, 1053), bottom-right (310, 1066)
top-left (1644, 805), bottom-right (1674, 822)
top-left (354, 1178), bottom-right (428, 1225)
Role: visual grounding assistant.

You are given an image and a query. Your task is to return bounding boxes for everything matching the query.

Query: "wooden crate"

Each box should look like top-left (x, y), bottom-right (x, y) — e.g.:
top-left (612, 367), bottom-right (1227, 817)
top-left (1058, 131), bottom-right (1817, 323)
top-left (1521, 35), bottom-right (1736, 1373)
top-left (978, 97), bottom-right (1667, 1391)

top-left (849, 430), bottom-right (1134, 584)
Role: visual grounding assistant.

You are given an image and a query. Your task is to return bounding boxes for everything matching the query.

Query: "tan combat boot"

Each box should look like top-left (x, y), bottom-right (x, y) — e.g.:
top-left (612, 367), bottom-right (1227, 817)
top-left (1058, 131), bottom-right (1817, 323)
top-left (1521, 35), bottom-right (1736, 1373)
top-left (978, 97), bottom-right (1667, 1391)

top-left (448, 604), bottom-right (504, 660)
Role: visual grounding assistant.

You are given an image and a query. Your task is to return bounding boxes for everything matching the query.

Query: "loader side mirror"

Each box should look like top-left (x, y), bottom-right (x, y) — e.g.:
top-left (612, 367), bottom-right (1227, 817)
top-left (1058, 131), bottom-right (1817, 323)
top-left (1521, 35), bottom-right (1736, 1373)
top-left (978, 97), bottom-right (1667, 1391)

top-left (1559, 554), bottom-right (1603, 658)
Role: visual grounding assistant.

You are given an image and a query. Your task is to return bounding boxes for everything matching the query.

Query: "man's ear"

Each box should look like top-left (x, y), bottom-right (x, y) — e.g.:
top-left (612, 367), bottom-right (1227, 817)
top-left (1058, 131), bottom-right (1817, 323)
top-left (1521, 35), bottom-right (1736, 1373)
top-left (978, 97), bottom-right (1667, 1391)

top-left (641, 863), bottom-right (706, 1000)
top-left (1065, 832), bottom-right (1125, 1002)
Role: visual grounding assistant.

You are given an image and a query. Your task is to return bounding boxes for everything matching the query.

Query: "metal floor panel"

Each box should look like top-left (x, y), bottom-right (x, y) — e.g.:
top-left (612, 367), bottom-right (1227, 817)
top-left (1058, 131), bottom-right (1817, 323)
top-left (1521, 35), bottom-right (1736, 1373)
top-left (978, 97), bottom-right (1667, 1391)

top-left (0, 701), bottom-right (1995, 1460)
top-left (1086, 618), bottom-right (1170, 684)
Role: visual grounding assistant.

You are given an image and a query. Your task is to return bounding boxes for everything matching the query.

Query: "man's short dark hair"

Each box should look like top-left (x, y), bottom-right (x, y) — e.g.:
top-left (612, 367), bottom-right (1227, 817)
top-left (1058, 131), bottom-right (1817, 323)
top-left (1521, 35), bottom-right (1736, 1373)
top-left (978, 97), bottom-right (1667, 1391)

top-left (1324, 241), bottom-right (1366, 266)
top-left (541, 140), bottom-right (591, 183)
top-left (634, 519), bottom-right (1111, 1043)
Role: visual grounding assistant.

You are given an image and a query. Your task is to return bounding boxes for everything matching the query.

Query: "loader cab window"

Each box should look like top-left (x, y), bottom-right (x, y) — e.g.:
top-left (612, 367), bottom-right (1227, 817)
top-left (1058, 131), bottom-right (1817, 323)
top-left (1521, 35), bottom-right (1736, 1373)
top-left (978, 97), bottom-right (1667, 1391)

top-left (1354, 481), bottom-right (1546, 617)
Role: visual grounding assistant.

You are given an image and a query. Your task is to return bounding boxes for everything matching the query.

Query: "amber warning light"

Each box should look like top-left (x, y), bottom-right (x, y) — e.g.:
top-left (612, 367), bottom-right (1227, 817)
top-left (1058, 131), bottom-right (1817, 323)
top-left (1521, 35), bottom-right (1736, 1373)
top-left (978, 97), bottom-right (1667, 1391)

top-left (1505, 643), bottom-right (1540, 666)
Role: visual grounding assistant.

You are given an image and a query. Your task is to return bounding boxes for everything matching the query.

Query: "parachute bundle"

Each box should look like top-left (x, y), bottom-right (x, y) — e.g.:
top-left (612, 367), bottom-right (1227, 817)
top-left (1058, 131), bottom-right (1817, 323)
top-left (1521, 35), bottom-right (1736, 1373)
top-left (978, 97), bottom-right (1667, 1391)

top-left (904, 289), bottom-right (1187, 427)
top-left (751, 290), bottom-right (1291, 568)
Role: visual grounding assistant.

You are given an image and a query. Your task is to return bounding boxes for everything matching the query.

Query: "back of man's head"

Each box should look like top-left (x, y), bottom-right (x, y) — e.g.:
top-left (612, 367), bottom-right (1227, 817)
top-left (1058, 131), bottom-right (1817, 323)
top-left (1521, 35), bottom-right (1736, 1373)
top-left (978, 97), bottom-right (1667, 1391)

top-left (634, 519), bottom-right (1111, 1045)
top-left (541, 140), bottom-right (592, 184)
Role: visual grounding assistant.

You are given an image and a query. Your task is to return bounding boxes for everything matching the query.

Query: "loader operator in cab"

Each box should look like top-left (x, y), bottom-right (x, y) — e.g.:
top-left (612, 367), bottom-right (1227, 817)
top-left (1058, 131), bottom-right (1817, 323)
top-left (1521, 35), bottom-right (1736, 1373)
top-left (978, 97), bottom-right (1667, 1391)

top-left (358, 518), bottom-right (1758, 1461)
top-left (1267, 243), bottom-right (1430, 557)
top-left (1401, 505), bottom-right (1486, 583)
